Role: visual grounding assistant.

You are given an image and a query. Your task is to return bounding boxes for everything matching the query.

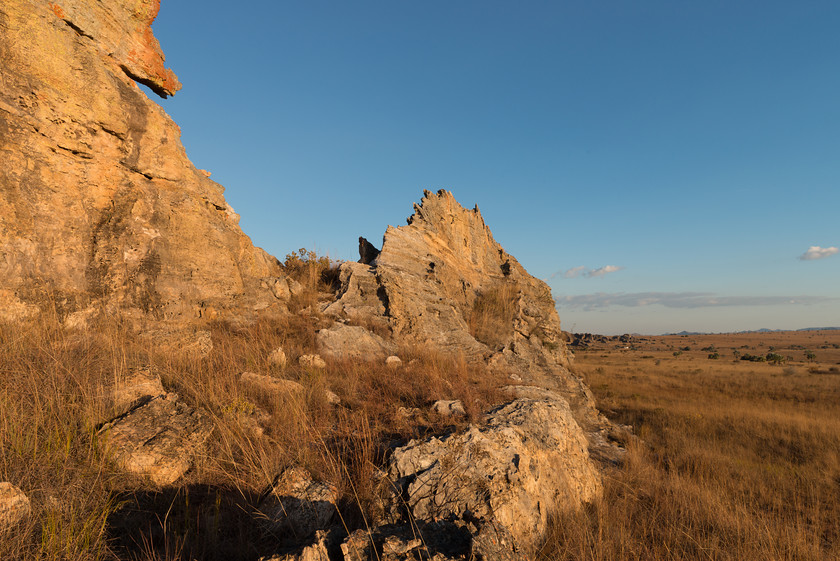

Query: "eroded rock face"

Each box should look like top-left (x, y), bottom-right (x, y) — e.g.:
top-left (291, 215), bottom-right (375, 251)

top-left (387, 397), bottom-right (601, 550)
top-left (0, 0), bottom-right (285, 323)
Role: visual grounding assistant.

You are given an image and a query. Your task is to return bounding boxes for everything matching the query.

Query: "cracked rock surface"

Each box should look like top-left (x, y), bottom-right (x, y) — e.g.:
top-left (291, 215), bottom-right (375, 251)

top-left (0, 0), bottom-right (285, 323)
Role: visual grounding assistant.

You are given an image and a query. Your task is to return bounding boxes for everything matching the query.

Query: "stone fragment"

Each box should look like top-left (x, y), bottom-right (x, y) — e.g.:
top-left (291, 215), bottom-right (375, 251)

top-left (268, 347), bottom-right (288, 367)
top-left (299, 354), bottom-right (327, 369)
top-left (99, 393), bottom-right (214, 485)
top-left (259, 468), bottom-right (338, 538)
top-left (316, 324), bottom-right (396, 361)
top-left (385, 355), bottom-right (402, 369)
top-left (0, 482), bottom-right (30, 531)
top-left (431, 400), bottom-right (467, 418)
top-left (388, 397), bottom-right (601, 550)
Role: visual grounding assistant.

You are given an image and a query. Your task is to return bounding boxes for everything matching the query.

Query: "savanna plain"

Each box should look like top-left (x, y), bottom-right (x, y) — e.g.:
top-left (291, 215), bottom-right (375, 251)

top-left (2, 261), bottom-right (838, 560)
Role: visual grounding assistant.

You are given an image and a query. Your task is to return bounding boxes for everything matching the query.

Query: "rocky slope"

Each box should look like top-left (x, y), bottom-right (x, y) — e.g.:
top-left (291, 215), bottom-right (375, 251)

top-left (0, 0), bottom-right (287, 323)
top-left (323, 190), bottom-right (624, 457)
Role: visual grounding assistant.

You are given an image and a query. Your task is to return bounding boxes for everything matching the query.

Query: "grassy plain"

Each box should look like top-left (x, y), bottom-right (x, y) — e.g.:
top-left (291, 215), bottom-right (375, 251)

top-left (540, 330), bottom-right (840, 560)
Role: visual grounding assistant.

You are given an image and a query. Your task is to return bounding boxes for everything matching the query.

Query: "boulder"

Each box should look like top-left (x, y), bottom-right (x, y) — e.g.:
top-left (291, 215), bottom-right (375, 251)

top-left (299, 355), bottom-right (327, 369)
top-left (259, 467), bottom-right (338, 539)
top-left (240, 372), bottom-right (340, 405)
top-left (98, 393), bottom-right (214, 485)
top-left (269, 347), bottom-right (288, 367)
top-left (388, 397), bottom-right (601, 550)
top-left (385, 355), bottom-right (402, 369)
top-left (316, 324), bottom-right (396, 361)
top-left (431, 400), bottom-right (467, 418)
top-left (0, 482), bottom-right (30, 531)
top-left (0, 0), bottom-right (284, 322)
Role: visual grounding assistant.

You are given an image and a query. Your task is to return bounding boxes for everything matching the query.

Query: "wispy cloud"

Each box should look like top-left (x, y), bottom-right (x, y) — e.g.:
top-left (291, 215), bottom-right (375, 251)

top-left (563, 266), bottom-right (586, 279)
top-left (557, 292), bottom-right (835, 311)
top-left (586, 265), bottom-right (623, 278)
top-left (799, 246), bottom-right (838, 261)
top-left (550, 265), bottom-right (624, 280)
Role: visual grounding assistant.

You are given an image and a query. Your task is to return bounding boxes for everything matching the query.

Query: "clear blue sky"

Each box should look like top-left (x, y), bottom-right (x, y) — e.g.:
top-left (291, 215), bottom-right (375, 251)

top-left (149, 1), bottom-right (839, 334)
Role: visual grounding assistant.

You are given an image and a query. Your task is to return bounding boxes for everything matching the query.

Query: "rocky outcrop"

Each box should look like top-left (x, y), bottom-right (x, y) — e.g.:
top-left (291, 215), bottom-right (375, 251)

top-left (98, 393), bottom-right (213, 485)
top-left (387, 397), bottom-right (601, 550)
top-left (316, 323), bottom-right (396, 361)
top-left (0, 482), bottom-right (30, 531)
top-left (0, 0), bottom-right (286, 324)
top-left (325, 190), bottom-right (623, 451)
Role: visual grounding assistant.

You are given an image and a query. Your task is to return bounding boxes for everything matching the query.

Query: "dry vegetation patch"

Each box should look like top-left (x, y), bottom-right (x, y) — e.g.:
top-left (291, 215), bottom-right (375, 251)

top-left (539, 331), bottom-right (840, 560)
top-left (0, 304), bottom-right (508, 560)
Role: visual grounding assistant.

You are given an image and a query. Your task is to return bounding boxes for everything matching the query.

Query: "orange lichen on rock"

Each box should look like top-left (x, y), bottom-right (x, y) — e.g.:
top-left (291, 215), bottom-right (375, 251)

top-left (48, 2), bottom-right (66, 18)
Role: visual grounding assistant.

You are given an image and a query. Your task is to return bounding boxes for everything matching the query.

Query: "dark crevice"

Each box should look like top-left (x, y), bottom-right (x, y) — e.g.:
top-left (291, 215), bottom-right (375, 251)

top-left (62, 18), bottom-right (94, 39)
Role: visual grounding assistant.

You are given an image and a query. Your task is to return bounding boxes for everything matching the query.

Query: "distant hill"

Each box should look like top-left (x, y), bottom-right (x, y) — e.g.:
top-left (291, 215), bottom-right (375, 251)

top-left (662, 327), bottom-right (840, 336)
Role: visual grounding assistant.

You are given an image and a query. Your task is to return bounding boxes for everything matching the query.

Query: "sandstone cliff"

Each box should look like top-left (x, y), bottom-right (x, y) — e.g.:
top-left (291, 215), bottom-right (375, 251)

top-left (0, 0), bottom-right (286, 323)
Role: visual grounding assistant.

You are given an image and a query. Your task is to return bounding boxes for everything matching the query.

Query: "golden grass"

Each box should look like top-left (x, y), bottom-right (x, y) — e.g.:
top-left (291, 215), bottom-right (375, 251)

top-left (538, 333), bottom-right (840, 560)
top-left (0, 301), bottom-right (506, 560)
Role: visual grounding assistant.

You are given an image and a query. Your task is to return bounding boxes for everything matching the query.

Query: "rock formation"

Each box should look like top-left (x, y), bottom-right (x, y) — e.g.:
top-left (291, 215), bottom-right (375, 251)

top-left (325, 190), bottom-right (624, 459)
top-left (387, 397), bottom-right (601, 550)
top-left (0, 0), bottom-right (287, 323)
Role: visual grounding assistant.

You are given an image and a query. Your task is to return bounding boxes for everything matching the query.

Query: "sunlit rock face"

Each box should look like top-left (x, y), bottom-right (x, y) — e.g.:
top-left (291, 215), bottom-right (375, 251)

top-left (0, 0), bottom-right (285, 323)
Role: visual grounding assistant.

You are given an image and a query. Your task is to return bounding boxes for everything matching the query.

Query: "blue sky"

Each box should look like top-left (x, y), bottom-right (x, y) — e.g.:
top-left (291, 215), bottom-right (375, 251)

top-left (149, 1), bottom-right (839, 334)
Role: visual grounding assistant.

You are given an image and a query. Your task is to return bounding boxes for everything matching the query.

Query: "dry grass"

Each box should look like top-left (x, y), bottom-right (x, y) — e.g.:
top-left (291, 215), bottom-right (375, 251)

top-left (0, 296), bottom-right (506, 559)
top-left (538, 331), bottom-right (840, 560)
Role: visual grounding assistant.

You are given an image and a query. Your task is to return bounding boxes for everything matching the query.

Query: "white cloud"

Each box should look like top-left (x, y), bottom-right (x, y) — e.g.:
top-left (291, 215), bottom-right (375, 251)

top-left (799, 246), bottom-right (839, 261)
top-left (586, 265), bottom-right (624, 278)
top-left (563, 266), bottom-right (586, 279)
top-left (557, 292), bottom-right (835, 311)
top-left (549, 265), bottom-right (624, 280)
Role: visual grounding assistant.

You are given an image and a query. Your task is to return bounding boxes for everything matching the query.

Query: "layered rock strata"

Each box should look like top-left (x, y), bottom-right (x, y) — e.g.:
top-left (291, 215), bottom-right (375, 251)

top-left (0, 0), bottom-right (286, 323)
